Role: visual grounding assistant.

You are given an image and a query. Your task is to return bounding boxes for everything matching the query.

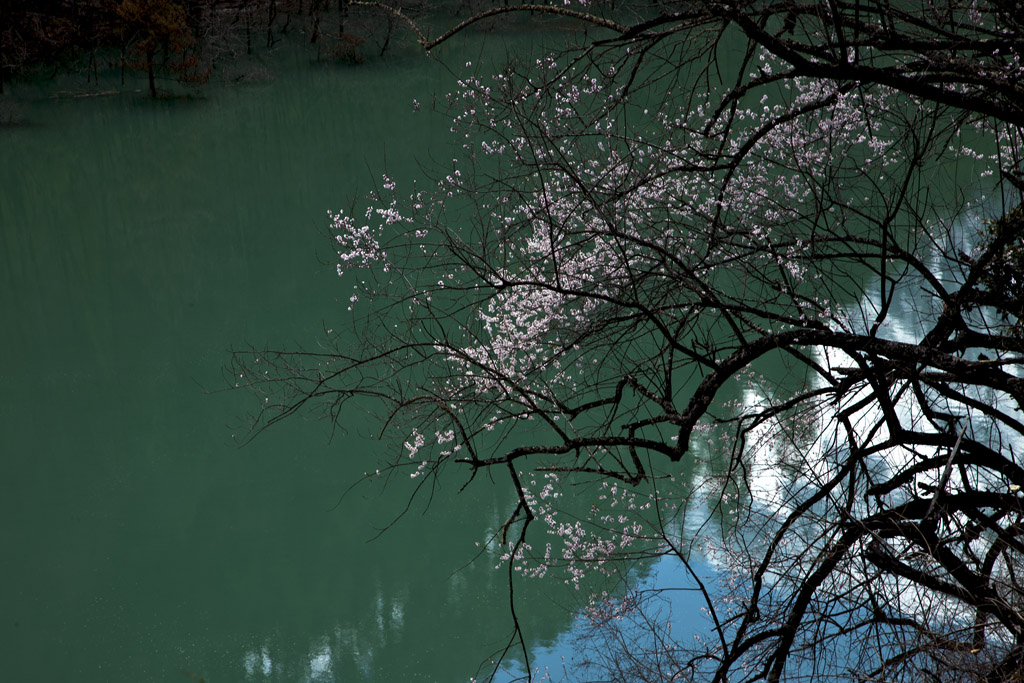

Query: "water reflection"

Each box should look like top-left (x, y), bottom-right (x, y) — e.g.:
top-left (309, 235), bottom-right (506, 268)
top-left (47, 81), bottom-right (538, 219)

top-left (736, 204), bottom-right (1012, 504)
top-left (243, 646), bottom-right (273, 677)
top-left (308, 640), bottom-right (334, 682)
top-left (0, 36), bottom-right (589, 683)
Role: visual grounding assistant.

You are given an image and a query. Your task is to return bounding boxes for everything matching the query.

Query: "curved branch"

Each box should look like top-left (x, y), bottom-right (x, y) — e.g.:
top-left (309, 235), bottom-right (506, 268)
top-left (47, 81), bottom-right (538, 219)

top-left (351, 2), bottom-right (628, 52)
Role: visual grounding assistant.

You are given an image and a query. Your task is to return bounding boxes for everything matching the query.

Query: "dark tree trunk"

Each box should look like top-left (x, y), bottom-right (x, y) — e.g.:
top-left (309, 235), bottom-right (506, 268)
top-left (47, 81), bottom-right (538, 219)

top-left (146, 47), bottom-right (156, 97)
top-left (310, 0), bottom-right (327, 45)
top-left (379, 12), bottom-right (392, 57)
top-left (0, 21), bottom-right (5, 95)
top-left (266, 0), bottom-right (278, 48)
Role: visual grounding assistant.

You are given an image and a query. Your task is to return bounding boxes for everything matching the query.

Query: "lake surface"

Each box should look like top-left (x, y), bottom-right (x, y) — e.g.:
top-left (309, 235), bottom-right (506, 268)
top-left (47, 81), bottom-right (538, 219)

top-left (4, 15), bottom-right (998, 683)
top-left (10, 20), bottom-right (961, 681)
top-left (0, 35), bottom-right (666, 682)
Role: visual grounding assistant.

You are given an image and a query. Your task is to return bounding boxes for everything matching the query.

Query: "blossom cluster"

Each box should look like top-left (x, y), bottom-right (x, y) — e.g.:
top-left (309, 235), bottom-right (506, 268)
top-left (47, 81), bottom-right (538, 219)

top-left (329, 39), bottom-right (1018, 607)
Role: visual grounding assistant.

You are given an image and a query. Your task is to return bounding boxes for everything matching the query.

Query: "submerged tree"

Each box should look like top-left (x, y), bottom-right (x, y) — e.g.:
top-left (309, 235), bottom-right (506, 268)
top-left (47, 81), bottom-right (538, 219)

top-left (234, 1), bottom-right (1024, 681)
top-left (116, 0), bottom-right (209, 96)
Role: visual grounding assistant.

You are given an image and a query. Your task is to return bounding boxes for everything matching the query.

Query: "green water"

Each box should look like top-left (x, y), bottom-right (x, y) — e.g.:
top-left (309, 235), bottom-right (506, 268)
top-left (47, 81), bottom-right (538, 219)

top-left (0, 41), bottom-right (588, 683)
